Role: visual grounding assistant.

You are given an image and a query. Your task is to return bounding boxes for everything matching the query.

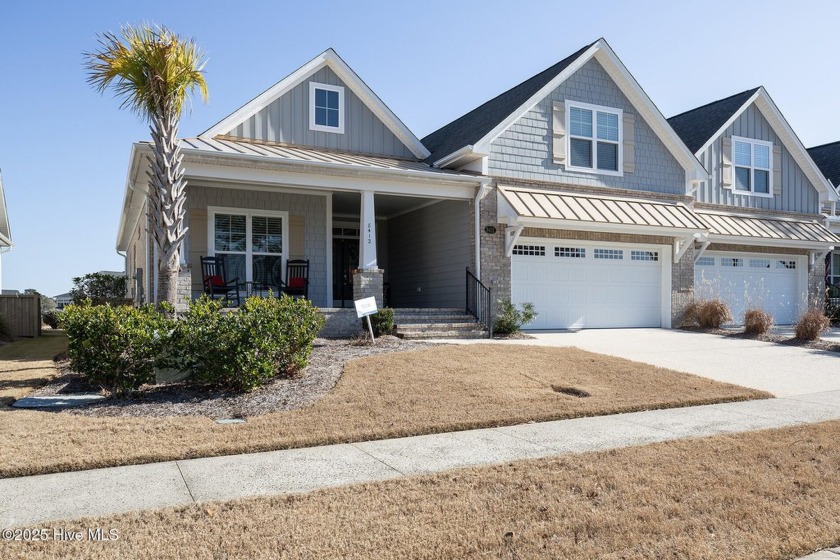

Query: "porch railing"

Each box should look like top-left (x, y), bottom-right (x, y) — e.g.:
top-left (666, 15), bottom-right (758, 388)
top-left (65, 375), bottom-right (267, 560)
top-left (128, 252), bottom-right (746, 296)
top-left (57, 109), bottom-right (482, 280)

top-left (466, 267), bottom-right (493, 338)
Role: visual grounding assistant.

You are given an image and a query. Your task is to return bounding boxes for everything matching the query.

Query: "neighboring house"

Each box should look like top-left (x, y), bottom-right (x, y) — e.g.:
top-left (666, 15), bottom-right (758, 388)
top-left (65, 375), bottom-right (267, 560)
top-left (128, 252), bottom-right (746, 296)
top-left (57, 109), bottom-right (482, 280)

top-left (806, 140), bottom-right (840, 288)
top-left (0, 171), bottom-right (13, 292)
top-left (668, 88), bottom-right (839, 324)
top-left (53, 292), bottom-right (72, 310)
top-left (117, 49), bottom-right (484, 317)
top-left (116, 39), bottom-right (840, 331)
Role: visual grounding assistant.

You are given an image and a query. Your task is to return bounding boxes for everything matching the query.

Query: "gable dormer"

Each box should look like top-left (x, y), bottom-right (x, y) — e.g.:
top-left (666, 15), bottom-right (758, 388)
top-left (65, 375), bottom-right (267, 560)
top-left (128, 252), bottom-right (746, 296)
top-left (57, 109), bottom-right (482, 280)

top-left (668, 87), bottom-right (838, 214)
top-left (422, 39), bottom-right (707, 197)
top-left (200, 49), bottom-right (429, 160)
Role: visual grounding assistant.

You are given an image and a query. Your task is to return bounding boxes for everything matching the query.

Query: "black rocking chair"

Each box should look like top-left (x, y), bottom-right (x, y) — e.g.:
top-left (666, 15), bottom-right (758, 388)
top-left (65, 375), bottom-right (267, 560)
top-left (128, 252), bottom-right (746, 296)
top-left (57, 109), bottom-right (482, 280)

top-left (201, 256), bottom-right (241, 307)
top-left (278, 259), bottom-right (310, 299)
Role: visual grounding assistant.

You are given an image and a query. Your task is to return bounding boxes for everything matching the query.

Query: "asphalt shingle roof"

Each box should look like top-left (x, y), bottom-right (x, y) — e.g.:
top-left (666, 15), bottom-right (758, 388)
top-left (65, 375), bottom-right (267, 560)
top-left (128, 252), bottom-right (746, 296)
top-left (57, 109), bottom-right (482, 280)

top-left (667, 88), bottom-right (760, 154)
top-left (420, 41), bottom-right (597, 164)
top-left (808, 141), bottom-right (840, 187)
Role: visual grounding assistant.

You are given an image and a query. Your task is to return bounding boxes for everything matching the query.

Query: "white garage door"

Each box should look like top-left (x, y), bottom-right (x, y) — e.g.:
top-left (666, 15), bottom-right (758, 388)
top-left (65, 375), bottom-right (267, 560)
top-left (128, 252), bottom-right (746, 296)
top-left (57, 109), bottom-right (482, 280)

top-left (694, 252), bottom-right (803, 325)
top-left (511, 240), bottom-right (665, 329)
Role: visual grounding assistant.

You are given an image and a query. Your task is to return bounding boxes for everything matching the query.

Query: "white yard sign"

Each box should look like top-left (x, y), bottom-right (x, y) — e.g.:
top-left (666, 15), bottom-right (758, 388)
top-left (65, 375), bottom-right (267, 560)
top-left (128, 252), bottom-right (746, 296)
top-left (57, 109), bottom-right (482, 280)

top-left (354, 296), bottom-right (378, 342)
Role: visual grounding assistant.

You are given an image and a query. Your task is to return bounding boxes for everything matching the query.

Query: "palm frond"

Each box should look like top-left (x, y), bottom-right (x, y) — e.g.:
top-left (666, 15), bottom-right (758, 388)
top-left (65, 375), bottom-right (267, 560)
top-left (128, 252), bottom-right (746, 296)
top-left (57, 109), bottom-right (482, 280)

top-left (83, 24), bottom-right (208, 121)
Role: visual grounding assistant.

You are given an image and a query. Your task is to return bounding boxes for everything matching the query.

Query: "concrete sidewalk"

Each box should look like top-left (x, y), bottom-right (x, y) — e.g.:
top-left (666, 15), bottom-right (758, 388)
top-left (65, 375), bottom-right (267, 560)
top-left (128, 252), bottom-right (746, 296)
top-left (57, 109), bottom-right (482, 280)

top-left (2, 389), bottom-right (840, 528)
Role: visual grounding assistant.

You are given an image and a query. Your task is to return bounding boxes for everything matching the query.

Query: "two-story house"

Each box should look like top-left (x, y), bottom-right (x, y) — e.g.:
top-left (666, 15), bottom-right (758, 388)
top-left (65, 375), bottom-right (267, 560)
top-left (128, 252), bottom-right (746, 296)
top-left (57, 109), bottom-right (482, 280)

top-left (117, 39), bottom-right (839, 332)
top-left (806, 141), bottom-right (840, 288)
top-left (667, 88), bottom-right (838, 324)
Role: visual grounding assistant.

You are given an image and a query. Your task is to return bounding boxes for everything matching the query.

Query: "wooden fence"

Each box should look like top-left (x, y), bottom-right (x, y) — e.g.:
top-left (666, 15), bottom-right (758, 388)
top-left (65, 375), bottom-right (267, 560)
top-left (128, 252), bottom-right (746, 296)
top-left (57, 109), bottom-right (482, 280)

top-left (0, 294), bottom-right (41, 337)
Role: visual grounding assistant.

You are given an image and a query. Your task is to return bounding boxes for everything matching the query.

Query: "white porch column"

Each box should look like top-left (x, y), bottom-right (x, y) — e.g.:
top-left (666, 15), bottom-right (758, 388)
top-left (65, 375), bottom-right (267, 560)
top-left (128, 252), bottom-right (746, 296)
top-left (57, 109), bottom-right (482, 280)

top-left (360, 190), bottom-right (378, 269)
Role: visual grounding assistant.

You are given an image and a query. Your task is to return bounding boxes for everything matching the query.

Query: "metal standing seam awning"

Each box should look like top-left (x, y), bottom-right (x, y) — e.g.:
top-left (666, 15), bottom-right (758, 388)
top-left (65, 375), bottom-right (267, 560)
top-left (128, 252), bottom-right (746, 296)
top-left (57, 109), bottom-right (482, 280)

top-left (694, 210), bottom-right (840, 250)
top-left (496, 185), bottom-right (708, 261)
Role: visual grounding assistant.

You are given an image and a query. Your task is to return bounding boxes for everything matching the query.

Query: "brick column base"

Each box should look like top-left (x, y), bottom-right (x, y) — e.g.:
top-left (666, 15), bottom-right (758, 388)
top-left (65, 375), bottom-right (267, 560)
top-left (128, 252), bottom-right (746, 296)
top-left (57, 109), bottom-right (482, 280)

top-left (352, 269), bottom-right (384, 308)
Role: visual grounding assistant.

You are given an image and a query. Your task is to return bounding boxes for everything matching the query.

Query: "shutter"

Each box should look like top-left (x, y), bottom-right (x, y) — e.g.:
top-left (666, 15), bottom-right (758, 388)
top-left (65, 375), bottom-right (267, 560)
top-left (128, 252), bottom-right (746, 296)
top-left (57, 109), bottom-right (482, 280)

top-left (623, 112), bottom-right (635, 173)
top-left (721, 136), bottom-right (733, 189)
top-left (772, 144), bottom-right (782, 195)
top-left (552, 100), bottom-right (566, 164)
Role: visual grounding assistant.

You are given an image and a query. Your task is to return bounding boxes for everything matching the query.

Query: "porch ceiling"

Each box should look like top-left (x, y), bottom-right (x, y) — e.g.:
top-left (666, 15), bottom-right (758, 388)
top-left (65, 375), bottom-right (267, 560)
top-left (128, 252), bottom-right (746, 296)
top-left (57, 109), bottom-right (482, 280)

top-left (332, 192), bottom-right (443, 219)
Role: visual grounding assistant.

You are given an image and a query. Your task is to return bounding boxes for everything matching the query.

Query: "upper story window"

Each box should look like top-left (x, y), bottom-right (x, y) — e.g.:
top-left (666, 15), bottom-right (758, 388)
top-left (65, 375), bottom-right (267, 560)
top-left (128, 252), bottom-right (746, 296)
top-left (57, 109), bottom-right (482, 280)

top-left (732, 136), bottom-right (772, 197)
top-left (566, 101), bottom-right (622, 176)
top-left (309, 82), bottom-right (345, 134)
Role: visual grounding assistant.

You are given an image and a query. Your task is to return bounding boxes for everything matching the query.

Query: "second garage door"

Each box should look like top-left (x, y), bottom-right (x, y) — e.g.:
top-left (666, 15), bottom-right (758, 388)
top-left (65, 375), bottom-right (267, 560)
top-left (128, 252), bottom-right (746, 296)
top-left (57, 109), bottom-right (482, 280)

top-left (511, 240), bottom-right (666, 329)
top-left (694, 252), bottom-right (804, 325)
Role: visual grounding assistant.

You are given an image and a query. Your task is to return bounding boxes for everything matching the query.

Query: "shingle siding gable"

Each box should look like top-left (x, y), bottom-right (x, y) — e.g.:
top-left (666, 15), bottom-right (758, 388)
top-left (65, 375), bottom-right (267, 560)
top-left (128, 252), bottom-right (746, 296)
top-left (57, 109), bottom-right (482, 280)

top-left (696, 103), bottom-right (820, 213)
top-left (487, 58), bottom-right (685, 195)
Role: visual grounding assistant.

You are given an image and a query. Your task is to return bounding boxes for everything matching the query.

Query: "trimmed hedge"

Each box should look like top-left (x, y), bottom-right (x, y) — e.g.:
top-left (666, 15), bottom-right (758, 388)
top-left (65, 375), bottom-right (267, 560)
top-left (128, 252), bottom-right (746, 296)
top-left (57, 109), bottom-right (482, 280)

top-left (62, 295), bottom-right (324, 396)
top-left (62, 302), bottom-right (171, 396)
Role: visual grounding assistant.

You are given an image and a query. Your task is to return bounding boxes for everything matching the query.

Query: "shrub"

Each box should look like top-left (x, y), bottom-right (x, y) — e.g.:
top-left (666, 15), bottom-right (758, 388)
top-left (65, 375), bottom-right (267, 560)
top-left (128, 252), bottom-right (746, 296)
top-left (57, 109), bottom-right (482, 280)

top-left (172, 295), bottom-right (324, 392)
top-left (794, 309), bottom-right (830, 341)
top-left (42, 309), bottom-right (63, 329)
top-left (743, 308), bottom-right (773, 336)
top-left (364, 308), bottom-right (394, 337)
top-left (61, 301), bottom-right (173, 396)
top-left (493, 299), bottom-right (537, 335)
top-left (70, 272), bottom-right (128, 306)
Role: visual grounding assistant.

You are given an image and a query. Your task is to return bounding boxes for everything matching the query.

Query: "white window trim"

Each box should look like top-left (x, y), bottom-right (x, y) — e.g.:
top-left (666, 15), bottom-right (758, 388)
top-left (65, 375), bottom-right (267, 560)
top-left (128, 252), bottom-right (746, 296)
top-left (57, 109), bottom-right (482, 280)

top-left (830, 252), bottom-right (840, 286)
top-left (731, 135), bottom-right (774, 199)
top-left (565, 100), bottom-right (623, 177)
top-left (309, 82), bottom-right (345, 134)
top-left (207, 206), bottom-right (289, 284)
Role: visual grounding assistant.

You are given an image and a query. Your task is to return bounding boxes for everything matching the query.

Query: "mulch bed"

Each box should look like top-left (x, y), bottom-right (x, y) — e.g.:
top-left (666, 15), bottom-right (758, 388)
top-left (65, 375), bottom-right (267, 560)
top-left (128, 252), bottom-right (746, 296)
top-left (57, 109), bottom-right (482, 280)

top-left (681, 326), bottom-right (840, 352)
top-left (29, 336), bottom-right (434, 419)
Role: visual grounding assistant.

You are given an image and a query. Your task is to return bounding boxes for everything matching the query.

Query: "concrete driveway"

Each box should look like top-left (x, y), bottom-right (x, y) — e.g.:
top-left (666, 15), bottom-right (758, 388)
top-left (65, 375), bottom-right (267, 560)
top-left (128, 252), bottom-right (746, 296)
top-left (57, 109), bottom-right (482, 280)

top-left (490, 328), bottom-right (840, 397)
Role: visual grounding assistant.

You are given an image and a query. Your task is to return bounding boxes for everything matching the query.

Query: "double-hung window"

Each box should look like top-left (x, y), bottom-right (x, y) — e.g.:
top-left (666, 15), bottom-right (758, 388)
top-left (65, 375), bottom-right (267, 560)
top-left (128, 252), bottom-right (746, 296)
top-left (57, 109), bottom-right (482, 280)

top-left (210, 208), bottom-right (288, 288)
top-left (309, 82), bottom-right (344, 134)
top-left (567, 101), bottom-right (622, 175)
top-left (732, 136), bottom-right (772, 196)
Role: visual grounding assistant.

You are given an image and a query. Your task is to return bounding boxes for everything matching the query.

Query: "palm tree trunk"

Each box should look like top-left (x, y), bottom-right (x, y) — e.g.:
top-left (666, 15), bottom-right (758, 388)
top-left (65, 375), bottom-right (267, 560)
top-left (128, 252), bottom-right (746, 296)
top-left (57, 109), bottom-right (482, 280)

top-left (148, 101), bottom-right (188, 306)
top-left (158, 252), bottom-right (180, 309)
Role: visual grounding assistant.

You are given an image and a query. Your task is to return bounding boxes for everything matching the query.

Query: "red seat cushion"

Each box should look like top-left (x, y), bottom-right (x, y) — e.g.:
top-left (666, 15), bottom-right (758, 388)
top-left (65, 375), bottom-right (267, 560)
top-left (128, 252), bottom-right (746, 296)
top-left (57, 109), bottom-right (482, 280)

top-left (288, 277), bottom-right (306, 289)
top-left (207, 275), bottom-right (225, 288)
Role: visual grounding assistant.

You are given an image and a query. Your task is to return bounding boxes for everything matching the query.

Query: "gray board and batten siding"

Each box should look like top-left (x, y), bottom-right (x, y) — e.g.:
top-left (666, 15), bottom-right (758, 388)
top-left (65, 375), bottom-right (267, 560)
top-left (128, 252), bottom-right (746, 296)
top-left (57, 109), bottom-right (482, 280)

top-left (386, 200), bottom-right (472, 308)
top-left (696, 103), bottom-right (820, 214)
top-left (487, 58), bottom-right (685, 195)
top-left (223, 66), bottom-right (416, 160)
top-left (184, 185), bottom-right (329, 308)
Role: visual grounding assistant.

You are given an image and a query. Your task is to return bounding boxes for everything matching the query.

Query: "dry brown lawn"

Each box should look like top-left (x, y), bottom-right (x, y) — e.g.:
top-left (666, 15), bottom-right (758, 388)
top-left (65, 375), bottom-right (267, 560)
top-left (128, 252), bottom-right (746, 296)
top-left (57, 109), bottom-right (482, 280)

top-left (0, 331), bottom-right (66, 405)
top-left (5, 420), bottom-right (840, 559)
top-left (0, 343), bottom-right (767, 478)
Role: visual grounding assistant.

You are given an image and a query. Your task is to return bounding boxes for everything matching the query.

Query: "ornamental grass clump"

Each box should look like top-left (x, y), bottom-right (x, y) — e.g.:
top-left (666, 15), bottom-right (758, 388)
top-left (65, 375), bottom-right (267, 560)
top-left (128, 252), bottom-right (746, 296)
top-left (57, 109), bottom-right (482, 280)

top-left (682, 299), bottom-right (733, 329)
top-left (794, 309), bottom-right (830, 341)
top-left (743, 308), bottom-right (773, 336)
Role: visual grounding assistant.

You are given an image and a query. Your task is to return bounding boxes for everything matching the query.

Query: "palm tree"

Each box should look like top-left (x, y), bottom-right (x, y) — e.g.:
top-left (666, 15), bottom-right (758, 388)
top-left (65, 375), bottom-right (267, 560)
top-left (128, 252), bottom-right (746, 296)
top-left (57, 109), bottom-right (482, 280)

top-left (85, 24), bottom-right (208, 307)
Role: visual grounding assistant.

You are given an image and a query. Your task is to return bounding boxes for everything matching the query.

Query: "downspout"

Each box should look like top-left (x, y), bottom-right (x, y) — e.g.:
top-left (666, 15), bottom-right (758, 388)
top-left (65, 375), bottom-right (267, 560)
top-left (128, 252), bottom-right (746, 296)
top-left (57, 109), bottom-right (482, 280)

top-left (473, 179), bottom-right (491, 280)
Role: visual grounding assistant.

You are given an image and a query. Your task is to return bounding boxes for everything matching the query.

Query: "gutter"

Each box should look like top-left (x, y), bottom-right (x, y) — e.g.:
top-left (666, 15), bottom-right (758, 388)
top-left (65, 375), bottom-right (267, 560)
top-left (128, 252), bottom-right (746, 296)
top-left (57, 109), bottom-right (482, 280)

top-left (473, 179), bottom-right (491, 280)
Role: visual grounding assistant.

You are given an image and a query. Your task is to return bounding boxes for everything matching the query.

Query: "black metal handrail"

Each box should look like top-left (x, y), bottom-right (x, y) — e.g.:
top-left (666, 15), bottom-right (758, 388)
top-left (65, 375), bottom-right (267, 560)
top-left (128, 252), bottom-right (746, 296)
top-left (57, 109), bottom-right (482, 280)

top-left (466, 267), bottom-right (493, 338)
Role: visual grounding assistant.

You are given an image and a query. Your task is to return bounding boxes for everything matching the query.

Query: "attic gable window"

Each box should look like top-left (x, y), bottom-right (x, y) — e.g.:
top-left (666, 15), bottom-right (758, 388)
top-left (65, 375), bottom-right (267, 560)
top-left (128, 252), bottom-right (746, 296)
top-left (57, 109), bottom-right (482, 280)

top-left (309, 82), bottom-right (345, 134)
top-left (732, 136), bottom-right (772, 197)
top-left (566, 101), bottom-right (623, 176)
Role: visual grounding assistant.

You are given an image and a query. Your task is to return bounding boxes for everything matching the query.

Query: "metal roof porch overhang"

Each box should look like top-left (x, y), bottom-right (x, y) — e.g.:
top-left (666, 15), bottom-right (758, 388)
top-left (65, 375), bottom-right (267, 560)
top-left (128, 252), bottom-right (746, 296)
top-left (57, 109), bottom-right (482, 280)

top-left (497, 185), bottom-right (708, 236)
top-left (496, 185), bottom-right (709, 261)
top-left (696, 210), bottom-right (840, 251)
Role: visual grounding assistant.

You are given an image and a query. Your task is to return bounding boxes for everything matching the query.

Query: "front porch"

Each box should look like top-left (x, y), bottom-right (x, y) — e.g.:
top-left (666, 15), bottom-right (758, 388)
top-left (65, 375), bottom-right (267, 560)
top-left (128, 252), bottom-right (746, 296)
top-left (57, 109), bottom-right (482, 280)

top-left (179, 186), bottom-right (475, 314)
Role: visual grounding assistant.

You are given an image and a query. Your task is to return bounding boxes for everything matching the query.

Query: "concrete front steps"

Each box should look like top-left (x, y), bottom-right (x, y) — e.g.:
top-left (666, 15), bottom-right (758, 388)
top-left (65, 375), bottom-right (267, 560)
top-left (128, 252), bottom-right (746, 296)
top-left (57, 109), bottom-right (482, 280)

top-left (393, 308), bottom-right (488, 340)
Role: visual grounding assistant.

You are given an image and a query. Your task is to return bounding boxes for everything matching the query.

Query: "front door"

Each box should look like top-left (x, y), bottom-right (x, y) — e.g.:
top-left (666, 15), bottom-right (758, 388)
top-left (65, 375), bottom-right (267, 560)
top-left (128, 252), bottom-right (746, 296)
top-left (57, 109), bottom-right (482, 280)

top-left (333, 237), bottom-right (359, 307)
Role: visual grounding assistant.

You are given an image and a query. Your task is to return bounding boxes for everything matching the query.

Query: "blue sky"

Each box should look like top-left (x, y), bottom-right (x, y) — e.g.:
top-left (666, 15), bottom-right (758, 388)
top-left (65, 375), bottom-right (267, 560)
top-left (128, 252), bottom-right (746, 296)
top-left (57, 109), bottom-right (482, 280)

top-left (1, 0), bottom-right (839, 297)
